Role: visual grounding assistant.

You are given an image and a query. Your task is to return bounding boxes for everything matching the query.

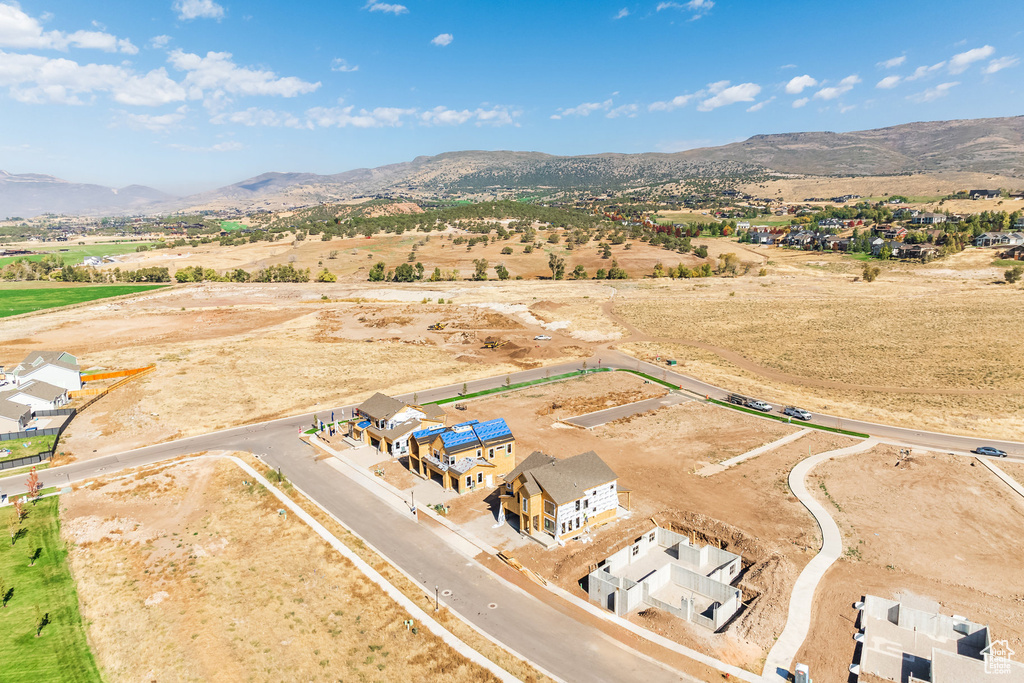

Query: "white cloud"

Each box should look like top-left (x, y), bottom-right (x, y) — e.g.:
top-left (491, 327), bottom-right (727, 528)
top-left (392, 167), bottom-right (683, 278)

top-left (779, 64), bottom-right (797, 69)
top-left (365, 2), bottom-right (408, 15)
top-left (0, 50), bottom-right (186, 105)
top-left (307, 105), bottom-right (415, 128)
top-left (614, 7), bottom-right (630, 19)
top-left (169, 140), bottom-right (243, 152)
top-left (697, 81), bottom-right (760, 111)
top-left (877, 55), bottom-right (905, 68)
top-left (876, 75), bottom-right (901, 89)
top-left (905, 61), bottom-right (945, 81)
top-left (606, 103), bottom-right (638, 118)
top-left (150, 35), bottom-right (172, 49)
top-left (839, 104), bottom-right (855, 113)
top-left (746, 96), bottom-right (774, 112)
top-left (211, 102), bottom-right (519, 130)
top-left (0, 3), bottom-right (138, 53)
top-left (813, 74), bottom-right (860, 100)
top-left (784, 74), bottom-right (817, 94)
top-left (431, 33), bottom-right (453, 47)
top-left (948, 45), bottom-right (994, 74)
top-left (910, 81), bottom-right (959, 102)
top-left (168, 49), bottom-right (320, 109)
top-left (211, 106), bottom-right (308, 129)
top-left (648, 93), bottom-right (696, 112)
top-left (120, 105), bottom-right (188, 132)
top-left (172, 0), bottom-right (225, 20)
top-left (792, 97), bottom-right (808, 108)
top-left (330, 58), bottom-right (358, 72)
top-left (983, 55), bottom-right (1018, 74)
top-left (656, 0), bottom-right (713, 19)
top-left (552, 98), bottom-right (613, 118)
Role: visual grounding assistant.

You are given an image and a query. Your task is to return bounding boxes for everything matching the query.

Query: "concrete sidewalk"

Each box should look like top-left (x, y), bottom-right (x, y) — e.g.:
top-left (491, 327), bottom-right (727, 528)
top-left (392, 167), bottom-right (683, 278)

top-left (696, 428), bottom-right (812, 477)
top-left (762, 437), bottom-right (878, 681)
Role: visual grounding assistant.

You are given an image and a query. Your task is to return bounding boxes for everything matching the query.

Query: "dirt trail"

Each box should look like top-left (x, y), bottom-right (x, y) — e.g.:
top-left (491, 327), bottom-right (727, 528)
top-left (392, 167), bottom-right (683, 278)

top-left (600, 300), bottom-right (1016, 396)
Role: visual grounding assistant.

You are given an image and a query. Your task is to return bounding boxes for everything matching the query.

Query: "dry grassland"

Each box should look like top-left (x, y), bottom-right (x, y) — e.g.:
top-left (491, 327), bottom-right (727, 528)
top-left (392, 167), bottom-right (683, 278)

top-left (796, 445), bottom-right (1024, 681)
top-left (61, 458), bottom-right (501, 683)
top-left (737, 171), bottom-right (1023, 204)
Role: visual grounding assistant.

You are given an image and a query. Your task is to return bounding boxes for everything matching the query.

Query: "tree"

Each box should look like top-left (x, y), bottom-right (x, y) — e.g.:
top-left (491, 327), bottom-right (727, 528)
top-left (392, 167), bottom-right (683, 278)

top-left (26, 468), bottom-right (40, 499)
top-left (862, 264), bottom-right (881, 282)
top-left (429, 266), bottom-right (443, 282)
top-left (495, 264), bottom-right (510, 280)
top-left (13, 498), bottom-right (24, 521)
top-left (315, 268), bottom-right (336, 282)
top-left (368, 261), bottom-right (386, 282)
top-left (608, 260), bottom-right (627, 279)
top-left (652, 263), bottom-right (666, 278)
top-left (394, 263), bottom-right (417, 282)
top-left (473, 258), bottom-right (489, 281)
top-left (594, 268), bottom-right (607, 279)
top-left (600, 243), bottom-right (612, 259)
top-left (501, 246), bottom-right (513, 255)
top-left (548, 253), bottom-right (565, 280)
top-left (1006, 265), bottom-right (1024, 284)
top-left (717, 253), bottom-right (740, 275)
top-left (570, 264), bottom-right (587, 280)
top-left (0, 576), bottom-right (5, 608)
top-left (415, 262), bottom-right (425, 280)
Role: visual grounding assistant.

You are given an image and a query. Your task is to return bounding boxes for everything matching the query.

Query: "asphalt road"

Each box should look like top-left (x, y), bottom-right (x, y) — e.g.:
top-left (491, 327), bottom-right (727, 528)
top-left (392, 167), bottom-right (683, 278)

top-left (2, 352), bottom-right (1021, 682)
top-left (564, 392), bottom-right (691, 429)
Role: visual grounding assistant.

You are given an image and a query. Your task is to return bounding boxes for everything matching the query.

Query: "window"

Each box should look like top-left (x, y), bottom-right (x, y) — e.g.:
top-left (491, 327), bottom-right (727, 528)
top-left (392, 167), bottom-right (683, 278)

top-left (466, 476), bottom-right (472, 488)
top-left (583, 499), bottom-right (589, 510)
top-left (522, 497), bottom-right (528, 512)
top-left (488, 448), bottom-right (494, 459)
top-left (544, 518), bottom-right (554, 533)
top-left (476, 449), bottom-right (481, 458)
top-left (648, 532), bottom-right (655, 542)
top-left (632, 545), bottom-right (639, 557)
top-left (561, 522), bottom-right (566, 534)
top-left (506, 481), bottom-right (512, 491)
top-left (477, 472), bottom-right (483, 484)
top-left (575, 500), bottom-right (580, 512)
top-left (544, 500), bottom-right (555, 516)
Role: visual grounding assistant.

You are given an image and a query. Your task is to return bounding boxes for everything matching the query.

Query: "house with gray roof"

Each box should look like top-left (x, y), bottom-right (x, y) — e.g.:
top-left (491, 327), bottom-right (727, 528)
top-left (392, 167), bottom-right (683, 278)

top-left (350, 392), bottom-right (447, 457)
top-left (1, 380), bottom-right (69, 412)
top-left (501, 450), bottom-right (624, 544)
top-left (5, 351), bottom-right (81, 392)
top-left (0, 398), bottom-right (31, 435)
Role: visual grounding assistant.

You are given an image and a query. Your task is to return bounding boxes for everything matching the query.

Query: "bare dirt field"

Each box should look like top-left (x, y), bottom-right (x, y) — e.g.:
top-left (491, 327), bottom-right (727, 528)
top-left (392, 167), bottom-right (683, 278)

top-left (61, 457), bottom-right (498, 683)
top-left (795, 444), bottom-right (1024, 682)
top-left (441, 372), bottom-right (859, 672)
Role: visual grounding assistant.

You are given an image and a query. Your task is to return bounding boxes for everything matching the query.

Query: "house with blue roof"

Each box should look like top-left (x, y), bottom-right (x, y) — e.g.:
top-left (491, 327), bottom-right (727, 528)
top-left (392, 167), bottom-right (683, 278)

top-left (408, 418), bottom-right (516, 494)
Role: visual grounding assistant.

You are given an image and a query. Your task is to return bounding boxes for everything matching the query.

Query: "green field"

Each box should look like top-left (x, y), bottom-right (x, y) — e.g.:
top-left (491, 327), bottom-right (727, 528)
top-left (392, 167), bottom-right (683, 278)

top-left (220, 220), bottom-right (246, 231)
top-left (0, 497), bottom-right (101, 682)
top-left (0, 284), bottom-right (168, 317)
top-left (0, 242), bottom-right (155, 268)
top-left (0, 435), bottom-right (57, 462)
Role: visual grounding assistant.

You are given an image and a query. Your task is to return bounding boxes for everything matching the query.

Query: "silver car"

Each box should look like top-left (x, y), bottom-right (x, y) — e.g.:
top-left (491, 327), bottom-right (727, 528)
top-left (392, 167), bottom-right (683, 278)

top-left (748, 400), bottom-right (773, 412)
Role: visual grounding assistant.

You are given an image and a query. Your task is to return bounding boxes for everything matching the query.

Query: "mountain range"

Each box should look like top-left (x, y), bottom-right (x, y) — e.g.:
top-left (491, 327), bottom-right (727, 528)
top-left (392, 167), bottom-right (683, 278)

top-left (3, 115), bottom-right (1023, 218)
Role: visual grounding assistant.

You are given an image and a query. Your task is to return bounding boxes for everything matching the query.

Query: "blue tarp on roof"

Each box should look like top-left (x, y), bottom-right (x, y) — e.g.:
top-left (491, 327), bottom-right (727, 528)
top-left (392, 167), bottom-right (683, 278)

top-left (356, 420), bottom-right (370, 429)
top-left (475, 418), bottom-right (512, 442)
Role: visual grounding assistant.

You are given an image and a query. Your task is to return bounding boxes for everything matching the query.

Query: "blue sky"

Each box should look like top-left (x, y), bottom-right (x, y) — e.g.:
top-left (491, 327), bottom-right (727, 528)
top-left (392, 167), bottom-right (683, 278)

top-left (0, 0), bottom-right (1021, 194)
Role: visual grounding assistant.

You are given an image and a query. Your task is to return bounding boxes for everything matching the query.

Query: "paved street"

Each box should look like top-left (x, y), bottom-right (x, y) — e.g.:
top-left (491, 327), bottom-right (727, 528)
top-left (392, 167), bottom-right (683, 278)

top-left (564, 392), bottom-right (691, 428)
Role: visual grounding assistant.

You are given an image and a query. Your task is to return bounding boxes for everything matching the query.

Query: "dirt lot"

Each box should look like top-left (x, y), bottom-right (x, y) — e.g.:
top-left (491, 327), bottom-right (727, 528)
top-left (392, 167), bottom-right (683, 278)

top-left (796, 445), bottom-right (1024, 682)
top-left (442, 372), bottom-right (859, 672)
top-left (60, 457), bottom-right (498, 683)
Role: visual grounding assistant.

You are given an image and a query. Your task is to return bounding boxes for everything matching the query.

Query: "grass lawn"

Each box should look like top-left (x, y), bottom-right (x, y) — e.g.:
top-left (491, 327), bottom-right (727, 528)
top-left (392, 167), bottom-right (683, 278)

top-left (0, 283), bottom-right (168, 317)
top-left (992, 259), bottom-right (1023, 268)
top-left (220, 220), bottom-right (246, 231)
top-left (0, 497), bottom-right (101, 682)
top-left (0, 241), bottom-right (155, 268)
top-left (0, 435), bottom-right (57, 462)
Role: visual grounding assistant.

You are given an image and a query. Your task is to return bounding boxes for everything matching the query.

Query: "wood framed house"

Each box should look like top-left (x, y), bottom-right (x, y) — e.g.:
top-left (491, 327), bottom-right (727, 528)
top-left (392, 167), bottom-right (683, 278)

top-left (408, 418), bottom-right (515, 494)
top-left (350, 392), bottom-right (447, 457)
top-left (500, 450), bottom-right (625, 545)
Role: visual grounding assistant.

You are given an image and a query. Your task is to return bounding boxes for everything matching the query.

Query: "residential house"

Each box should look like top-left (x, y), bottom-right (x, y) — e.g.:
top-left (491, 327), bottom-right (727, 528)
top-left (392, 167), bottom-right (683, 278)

top-left (587, 526), bottom-right (742, 631)
top-left (1, 380), bottom-right (69, 412)
top-left (748, 231), bottom-right (779, 245)
top-left (409, 418), bottom-right (515, 494)
top-left (350, 392), bottom-right (447, 457)
top-left (782, 230), bottom-right (820, 249)
top-left (893, 208), bottom-right (920, 220)
top-left (912, 212), bottom-right (947, 225)
top-left (5, 351), bottom-right (82, 392)
top-left (879, 225), bottom-right (909, 240)
top-left (501, 450), bottom-right (623, 543)
top-left (871, 239), bottom-right (904, 256)
top-left (898, 243), bottom-right (939, 261)
top-left (735, 221), bottom-right (751, 230)
top-left (817, 217), bottom-right (845, 231)
top-left (0, 398), bottom-right (31, 435)
top-left (1000, 245), bottom-right (1024, 261)
top-left (969, 189), bottom-right (1001, 200)
top-left (1015, 216), bottom-right (1024, 229)
top-left (975, 232), bottom-right (1024, 248)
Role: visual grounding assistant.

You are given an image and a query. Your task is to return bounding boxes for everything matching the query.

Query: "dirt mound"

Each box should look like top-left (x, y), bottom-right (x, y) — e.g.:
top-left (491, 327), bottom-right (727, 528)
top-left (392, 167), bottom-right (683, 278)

top-left (358, 314), bottom-right (413, 328)
top-left (530, 300), bottom-right (565, 313)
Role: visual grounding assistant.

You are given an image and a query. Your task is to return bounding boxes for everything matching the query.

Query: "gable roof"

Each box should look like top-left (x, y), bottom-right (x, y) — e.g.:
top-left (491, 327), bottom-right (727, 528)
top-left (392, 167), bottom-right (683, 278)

top-left (426, 418), bottom-right (514, 454)
top-left (0, 397), bottom-right (31, 423)
top-left (356, 392), bottom-right (408, 421)
top-left (11, 380), bottom-right (66, 403)
top-left (513, 450), bottom-right (618, 505)
top-left (506, 450), bottom-right (556, 483)
top-left (14, 350), bottom-right (79, 375)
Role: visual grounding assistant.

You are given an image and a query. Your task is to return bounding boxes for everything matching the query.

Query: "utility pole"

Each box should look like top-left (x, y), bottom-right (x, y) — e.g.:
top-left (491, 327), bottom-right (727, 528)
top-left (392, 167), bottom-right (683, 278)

top-left (434, 586), bottom-right (439, 612)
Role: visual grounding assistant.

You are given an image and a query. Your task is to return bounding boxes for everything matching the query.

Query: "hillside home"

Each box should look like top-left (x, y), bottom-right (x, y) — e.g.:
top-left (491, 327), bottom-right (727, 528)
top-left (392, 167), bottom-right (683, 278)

top-left (880, 226), bottom-right (909, 240)
top-left (588, 526), bottom-right (743, 631)
top-left (748, 231), bottom-right (779, 245)
top-left (911, 212), bottom-right (947, 225)
top-left (501, 450), bottom-right (624, 543)
top-left (0, 398), bottom-right (31, 435)
top-left (970, 189), bottom-right (1001, 200)
top-left (0, 380), bottom-right (69, 412)
top-left (898, 243), bottom-right (940, 261)
top-left (409, 418), bottom-right (515, 494)
top-left (975, 232), bottom-right (1024, 248)
top-left (350, 393), bottom-right (447, 457)
top-left (5, 351), bottom-right (81, 392)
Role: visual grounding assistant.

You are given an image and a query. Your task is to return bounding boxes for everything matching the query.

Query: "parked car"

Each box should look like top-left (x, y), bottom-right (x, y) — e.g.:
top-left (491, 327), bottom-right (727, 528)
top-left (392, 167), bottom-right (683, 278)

top-left (534, 335), bottom-right (551, 341)
top-left (747, 400), bottom-right (773, 412)
top-left (973, 446), bottom-right (1008, 457)
top-left (783, 406), bottom-right (812, 420)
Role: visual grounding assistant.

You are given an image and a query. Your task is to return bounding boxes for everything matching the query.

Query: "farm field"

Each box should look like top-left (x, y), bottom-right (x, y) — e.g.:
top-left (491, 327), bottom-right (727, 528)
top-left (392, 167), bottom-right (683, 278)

top-left (0, 283), bottom-right (168, 317)
top-left (61, 457), bottom-right (498, 683)
top-left (0, 496), bottom-right (101, 683)
top-left (794, 445), bottom-right (1024, 682)
top-left (0, 241), bottom-right (156, 268)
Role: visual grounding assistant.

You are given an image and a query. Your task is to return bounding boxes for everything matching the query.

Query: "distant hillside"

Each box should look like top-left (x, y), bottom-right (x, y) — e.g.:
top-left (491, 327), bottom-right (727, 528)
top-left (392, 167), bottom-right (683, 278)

top-left (0, 171), bottom-right (174, 219)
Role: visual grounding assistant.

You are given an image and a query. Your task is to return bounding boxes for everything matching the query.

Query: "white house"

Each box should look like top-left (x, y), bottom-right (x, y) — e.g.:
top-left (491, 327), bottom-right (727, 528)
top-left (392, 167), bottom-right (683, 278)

top-left (0, 398), bottom-right (31, 434)
top-left (7, 351), bottom-right (82, 392)
top-left (2, 380), bottom-right (69, 411)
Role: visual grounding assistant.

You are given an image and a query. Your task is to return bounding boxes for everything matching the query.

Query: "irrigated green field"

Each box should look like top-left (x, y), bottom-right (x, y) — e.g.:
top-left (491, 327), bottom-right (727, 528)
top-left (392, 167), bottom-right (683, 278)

top-left (0, 242), bottom-right (155, 268)
top-left (0, 497), bottom-right (100, 682)
top-left (0, 284), bottom-right (168, 317)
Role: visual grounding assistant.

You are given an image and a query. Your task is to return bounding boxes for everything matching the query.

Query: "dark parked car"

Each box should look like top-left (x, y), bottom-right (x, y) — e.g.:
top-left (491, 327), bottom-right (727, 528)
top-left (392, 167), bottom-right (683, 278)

top-left (973, 446), bottom-right (1008, 457)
